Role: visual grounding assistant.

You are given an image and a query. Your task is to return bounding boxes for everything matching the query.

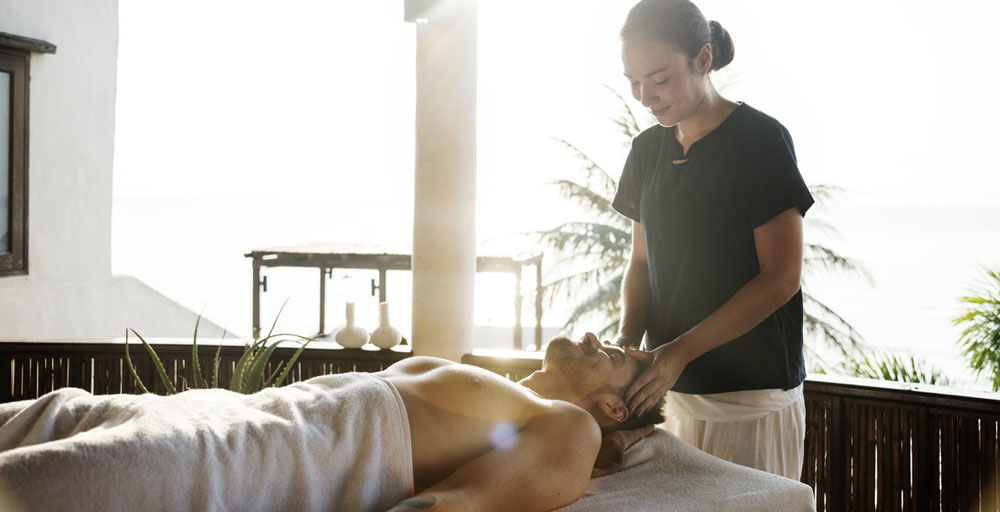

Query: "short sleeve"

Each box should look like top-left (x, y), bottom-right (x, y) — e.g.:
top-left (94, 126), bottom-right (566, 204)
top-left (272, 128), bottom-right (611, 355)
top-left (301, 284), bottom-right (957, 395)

top-left (612, 138), bottom-right (643, 222)
top-left (747, 124), bottom-right (814, 228)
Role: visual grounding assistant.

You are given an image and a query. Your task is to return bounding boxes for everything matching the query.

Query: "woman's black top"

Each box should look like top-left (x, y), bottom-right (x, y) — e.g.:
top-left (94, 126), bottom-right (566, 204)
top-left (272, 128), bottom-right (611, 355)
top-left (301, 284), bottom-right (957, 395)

top-left (612, 103), bottom-right (814, 394)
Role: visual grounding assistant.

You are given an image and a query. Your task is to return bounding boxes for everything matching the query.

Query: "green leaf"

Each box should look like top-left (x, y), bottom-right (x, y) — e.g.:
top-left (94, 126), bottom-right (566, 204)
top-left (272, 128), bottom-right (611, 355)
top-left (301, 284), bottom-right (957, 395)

top-left (953, 265), bottom-right (1000, 391)
top-left (841, 348), bottom-right (950, 386)
top-left (263, 360), bottom-right (286, 388)
top-left (191, 313), bottom-right (206, 390)
top-left (265, 297), bottom-right (291, 340)
top-left (242, 340), bottom-right (288, 394)
top-left (271, 337), bottom-right (314, 388)
top-left (229, 338), bottom-right (262, 393)
top-left (129, 328), bottom-right (177, 395)
top-left (212, 328), bottom-right (226, 389)
top-left (124, 329), bottom-right (150, 394)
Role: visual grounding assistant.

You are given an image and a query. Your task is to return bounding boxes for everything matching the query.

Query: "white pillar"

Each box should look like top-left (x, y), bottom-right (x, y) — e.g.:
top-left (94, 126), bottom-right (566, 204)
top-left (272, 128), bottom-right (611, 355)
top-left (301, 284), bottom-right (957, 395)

top-left (410, 0), bottom-right (478, 361)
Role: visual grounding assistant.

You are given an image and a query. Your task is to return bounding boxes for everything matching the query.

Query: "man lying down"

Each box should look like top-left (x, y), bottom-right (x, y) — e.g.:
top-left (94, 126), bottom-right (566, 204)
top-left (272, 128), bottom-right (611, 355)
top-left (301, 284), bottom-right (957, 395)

top-left (0, 333), bottom-right (665, 512)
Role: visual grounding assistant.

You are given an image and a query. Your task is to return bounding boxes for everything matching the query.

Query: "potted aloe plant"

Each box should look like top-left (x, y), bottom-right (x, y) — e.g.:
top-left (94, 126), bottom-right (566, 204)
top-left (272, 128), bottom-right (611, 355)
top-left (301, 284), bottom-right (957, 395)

top-left (125, 300), bottom-right (314, 395)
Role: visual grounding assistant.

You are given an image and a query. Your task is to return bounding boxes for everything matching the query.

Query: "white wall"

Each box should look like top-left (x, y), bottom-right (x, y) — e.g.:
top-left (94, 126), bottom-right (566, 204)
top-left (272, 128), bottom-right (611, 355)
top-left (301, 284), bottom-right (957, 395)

top-left (0, 0), bottom-right (224, 339)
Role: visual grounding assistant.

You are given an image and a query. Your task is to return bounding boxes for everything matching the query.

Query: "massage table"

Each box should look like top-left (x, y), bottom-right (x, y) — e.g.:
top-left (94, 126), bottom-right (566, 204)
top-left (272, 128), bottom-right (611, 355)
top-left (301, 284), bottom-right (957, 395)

top-left (561, 426), bottom-right (816, 511)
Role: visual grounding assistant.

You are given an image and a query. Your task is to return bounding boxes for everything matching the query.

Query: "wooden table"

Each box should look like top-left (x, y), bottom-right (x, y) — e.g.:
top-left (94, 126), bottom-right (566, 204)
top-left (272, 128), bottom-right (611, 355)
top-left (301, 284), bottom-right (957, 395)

top-left (245, 243), bottom-right (544, 350)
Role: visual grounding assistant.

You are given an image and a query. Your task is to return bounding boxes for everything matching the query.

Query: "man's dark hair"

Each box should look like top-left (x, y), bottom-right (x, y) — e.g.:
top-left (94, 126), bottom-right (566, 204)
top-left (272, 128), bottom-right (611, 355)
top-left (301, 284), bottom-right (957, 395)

top-left (615, 357), bottom-right (667, 430)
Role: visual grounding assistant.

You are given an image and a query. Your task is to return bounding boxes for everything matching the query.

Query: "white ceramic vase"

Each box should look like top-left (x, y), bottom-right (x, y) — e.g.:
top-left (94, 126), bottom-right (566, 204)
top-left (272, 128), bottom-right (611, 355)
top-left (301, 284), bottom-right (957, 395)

top-left (335, 302), bottom-right (369, 349)
top-left (370, 302), bottom-right (402, 350)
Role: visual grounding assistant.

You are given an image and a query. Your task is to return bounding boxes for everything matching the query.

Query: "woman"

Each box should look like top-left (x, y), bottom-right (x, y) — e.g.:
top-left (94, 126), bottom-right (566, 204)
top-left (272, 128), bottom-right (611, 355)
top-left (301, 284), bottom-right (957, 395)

top-left (611, 0), bottom-right (814, 480)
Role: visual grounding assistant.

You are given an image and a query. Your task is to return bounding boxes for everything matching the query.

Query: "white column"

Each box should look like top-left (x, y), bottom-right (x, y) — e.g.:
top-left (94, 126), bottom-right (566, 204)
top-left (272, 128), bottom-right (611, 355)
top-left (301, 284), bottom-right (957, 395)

top-left (410, 0), bottom-right (478, 361)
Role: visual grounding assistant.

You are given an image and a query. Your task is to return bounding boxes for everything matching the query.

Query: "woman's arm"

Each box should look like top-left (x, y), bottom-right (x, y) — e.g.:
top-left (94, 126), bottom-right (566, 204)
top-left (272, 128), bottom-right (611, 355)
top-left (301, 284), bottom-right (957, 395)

top-left (625, 207), bottom-right (804, 414)
top-left (614, 221), bottom-right (652, 349)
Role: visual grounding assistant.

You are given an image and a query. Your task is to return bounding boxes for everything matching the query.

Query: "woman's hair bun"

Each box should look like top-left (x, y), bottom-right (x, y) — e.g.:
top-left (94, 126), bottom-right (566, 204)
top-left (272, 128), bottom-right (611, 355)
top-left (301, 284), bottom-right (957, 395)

top-left (708, 20), bottom-right (735, 71)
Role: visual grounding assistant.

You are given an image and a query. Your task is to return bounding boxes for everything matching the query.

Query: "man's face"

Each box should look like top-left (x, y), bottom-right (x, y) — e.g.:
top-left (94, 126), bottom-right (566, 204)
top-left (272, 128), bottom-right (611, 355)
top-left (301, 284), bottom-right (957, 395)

top-left (543, 332), bottom-right (640, 399)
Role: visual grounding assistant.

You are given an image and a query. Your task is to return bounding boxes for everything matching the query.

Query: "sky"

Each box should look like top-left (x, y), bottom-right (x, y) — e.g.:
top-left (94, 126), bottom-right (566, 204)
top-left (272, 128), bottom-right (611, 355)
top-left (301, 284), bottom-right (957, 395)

top-left (113, 0), bottom-right (1000, 389)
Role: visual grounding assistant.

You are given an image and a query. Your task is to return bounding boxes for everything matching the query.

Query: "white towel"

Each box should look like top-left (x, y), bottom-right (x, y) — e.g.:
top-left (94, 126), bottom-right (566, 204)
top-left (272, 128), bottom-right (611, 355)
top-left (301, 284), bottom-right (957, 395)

top-left (0, 372), bottom-right (413, 512)
top-left (560, 427), bottom-right (815, 512)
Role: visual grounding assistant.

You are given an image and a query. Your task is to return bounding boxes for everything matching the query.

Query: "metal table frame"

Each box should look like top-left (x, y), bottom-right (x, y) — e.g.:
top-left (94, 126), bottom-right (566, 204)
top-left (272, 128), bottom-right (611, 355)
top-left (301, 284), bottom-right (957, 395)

top-left (245, 248), bottom-right (544, 350)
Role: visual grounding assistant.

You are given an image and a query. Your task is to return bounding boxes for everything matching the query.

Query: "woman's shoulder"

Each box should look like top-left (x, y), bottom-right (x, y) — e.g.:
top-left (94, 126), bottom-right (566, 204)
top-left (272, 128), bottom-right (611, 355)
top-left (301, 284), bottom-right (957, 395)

top-left (734, 103), bottom-right (792, 138)
top-left (631, 123), bottom-right (668, 149)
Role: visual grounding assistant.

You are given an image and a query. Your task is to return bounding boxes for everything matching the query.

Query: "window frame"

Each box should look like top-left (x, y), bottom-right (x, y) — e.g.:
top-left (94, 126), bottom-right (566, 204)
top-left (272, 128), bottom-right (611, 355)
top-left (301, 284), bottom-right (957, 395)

top-left (0, 48), bottom-right (28, 276)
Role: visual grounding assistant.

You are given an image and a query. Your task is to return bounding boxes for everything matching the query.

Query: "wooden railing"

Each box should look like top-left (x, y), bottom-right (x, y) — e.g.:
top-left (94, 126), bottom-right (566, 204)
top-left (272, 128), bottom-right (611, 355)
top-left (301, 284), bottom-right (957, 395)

top-left (2, 342), bottom-right (997, 511)
top-left (802, 374), bottom-right (999, 512)
top-left (0, 339), bottom-right (410, 399)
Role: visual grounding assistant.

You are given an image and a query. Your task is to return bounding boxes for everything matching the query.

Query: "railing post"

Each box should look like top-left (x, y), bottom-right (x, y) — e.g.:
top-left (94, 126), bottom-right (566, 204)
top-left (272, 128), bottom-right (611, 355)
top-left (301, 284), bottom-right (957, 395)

top-left (69, 354), bottom-right (83, 390)
top-left (378, 268), bottom-right (387, 303)
top-left (916, 404), bottom-right (930, 512)
top-left (252, 255), bottom-right (262, 339)
top-left (534, 260), bottom-right (543, 350)
top-left (514, 267), bottom-right (522, 351)
top-left (319, 267), bottom-right (327, 335)
top-left (830, 395), bottom-right (845, 512)
top-left (0, 352), bottom-right (10, 402)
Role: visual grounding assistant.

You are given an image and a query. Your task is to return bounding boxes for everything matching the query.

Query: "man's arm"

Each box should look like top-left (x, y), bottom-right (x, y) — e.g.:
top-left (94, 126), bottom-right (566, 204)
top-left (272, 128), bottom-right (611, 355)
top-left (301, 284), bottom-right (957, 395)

top-left (387, 403), bottom-right (601, 512)
top-left (615, 221), bottom-right (651, 349)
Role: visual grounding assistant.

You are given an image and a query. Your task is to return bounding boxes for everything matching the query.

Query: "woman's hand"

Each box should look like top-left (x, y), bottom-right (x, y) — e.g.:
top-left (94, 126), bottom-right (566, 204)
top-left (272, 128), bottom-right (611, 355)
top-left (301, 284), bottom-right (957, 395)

top-left (612, 333), bottom-right (642, 350)
top-left (623, 342), bottom-right (691, 416)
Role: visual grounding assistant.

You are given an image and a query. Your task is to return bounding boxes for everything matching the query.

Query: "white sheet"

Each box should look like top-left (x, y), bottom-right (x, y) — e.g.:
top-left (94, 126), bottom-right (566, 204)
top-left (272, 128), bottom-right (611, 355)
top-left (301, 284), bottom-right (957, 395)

top-left (561, 427), bottom-right (816, 512)
top-left (0, 373), bottom-right (413, 512)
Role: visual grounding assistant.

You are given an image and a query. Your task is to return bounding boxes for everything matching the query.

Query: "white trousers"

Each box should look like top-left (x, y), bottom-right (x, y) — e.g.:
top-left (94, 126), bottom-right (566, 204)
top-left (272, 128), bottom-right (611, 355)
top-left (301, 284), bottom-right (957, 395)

top-left (663, 384), bottom-right (806, 480)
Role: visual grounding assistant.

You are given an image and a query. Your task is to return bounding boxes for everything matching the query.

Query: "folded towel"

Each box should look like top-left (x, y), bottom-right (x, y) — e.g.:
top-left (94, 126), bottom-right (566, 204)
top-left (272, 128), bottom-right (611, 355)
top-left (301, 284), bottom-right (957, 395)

top-left (0, 372), bottom-right (413, 512)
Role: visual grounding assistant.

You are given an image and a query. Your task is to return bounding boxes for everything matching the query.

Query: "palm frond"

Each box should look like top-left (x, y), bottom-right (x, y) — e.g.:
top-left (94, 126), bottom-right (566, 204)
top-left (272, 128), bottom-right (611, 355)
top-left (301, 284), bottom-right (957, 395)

top-left (603, 85), bottom-right (642, 144)
top-left (550, 138), bottom-right (618, 198)
top-left (806, 183), bottom-right (846, 204)
top-left (953, 266), bottom-right (1000, 391)
top-left (841, 348), bottom-right (950, 386)
top-left (534, 221), bottom-right (631, 256)
top-left (549, 179), bottom-right (620, 219)
top-left (804, 244), bottom-right (875, 284)
top-left (803, 217), bottom-right (839, 237)
top-left (543, 266), bottom-right (624, 306)
top-left (802, 292), bottom-right (864, 356)
top-left (562, 275), bottom-right (624, 332)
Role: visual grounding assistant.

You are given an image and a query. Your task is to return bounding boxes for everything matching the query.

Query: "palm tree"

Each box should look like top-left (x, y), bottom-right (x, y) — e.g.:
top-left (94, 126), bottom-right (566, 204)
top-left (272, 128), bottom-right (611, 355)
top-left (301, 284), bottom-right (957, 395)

top-left (839, 349), bottom-right (950, 386)
top-left (534, 86), bottom-right (869, 367)
top-left (954, 267), bottom-right (1000, 391)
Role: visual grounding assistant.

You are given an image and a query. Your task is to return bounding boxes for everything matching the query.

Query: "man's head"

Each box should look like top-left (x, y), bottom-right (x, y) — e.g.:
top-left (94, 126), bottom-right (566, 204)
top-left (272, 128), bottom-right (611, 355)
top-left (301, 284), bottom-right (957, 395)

top-left (540, 333), bottom-right (666, 432)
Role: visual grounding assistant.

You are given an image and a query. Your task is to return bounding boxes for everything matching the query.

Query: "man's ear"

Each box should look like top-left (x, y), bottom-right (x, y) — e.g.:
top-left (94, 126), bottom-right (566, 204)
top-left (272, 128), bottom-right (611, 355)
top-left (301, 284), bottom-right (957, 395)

top-left (596, 394), bottom-right (629, 425)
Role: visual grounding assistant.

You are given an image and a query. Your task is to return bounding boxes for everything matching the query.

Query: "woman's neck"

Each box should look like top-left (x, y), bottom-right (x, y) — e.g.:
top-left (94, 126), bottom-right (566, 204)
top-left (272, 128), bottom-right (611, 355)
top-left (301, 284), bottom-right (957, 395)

top-left (674, 85), bottom-right (738, 153)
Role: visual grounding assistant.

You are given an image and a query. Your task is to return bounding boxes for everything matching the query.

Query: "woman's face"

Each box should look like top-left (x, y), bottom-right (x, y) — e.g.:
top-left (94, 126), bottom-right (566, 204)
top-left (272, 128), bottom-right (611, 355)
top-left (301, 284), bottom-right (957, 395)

top-left (622, 37), bottom-right (708, 127)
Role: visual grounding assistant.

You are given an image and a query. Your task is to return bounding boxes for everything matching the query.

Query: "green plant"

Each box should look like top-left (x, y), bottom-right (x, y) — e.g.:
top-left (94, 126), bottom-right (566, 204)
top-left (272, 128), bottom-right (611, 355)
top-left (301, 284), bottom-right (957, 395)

top-left (954, 266), bottom-right (1000, 391)
top-left (125, 300), bottom-right (314, 395)
top-left (841, 348), bottom-right (950, 386)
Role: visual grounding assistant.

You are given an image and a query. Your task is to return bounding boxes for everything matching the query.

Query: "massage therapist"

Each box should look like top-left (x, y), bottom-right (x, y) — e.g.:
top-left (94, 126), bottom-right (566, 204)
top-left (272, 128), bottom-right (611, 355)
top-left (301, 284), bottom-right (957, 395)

top-left (611, 0), bottom-right (814, 479)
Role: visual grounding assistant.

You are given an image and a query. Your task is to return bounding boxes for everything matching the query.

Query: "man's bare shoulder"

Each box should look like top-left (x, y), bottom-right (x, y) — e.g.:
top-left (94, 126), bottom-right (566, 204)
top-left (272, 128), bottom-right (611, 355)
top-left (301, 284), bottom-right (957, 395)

top-left (380, 355), bottom-right (457, 374)
top-left (382, 357), bottom-right (597, 429)
top-left (382, 356), bottom-right (537, 402)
